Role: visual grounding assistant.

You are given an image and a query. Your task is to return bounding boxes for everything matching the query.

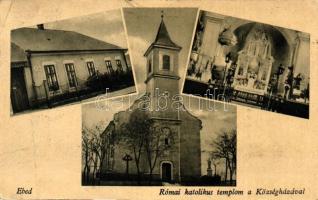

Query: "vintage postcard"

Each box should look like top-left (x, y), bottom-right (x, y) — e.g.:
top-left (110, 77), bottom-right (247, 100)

top-left (0, 1), bottom-right (317, 200)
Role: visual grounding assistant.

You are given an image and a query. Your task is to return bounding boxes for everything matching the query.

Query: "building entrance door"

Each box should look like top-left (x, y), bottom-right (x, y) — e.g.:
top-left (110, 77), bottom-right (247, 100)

top-left (161, 162), bottom-right (172, 182)
top-left (11, 67), bottom-right (30, 113)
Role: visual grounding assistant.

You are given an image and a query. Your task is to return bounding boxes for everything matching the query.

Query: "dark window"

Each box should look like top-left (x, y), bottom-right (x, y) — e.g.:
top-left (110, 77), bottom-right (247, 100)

top-left (163, 55), bottom-right (170, 70)
top-left (44, 64), bottom-right (59, 91)
top-left (148, 59), bottom-right (152, 73)
top-left (238, 67), bottom-right (244, 75)
top-left (86, 61), bottom-right (95, 76)
top-left (116, 59), bottom-right (123, 72)
top-left (105, 60), bottom-right (114, 74)
top-left (164, 138), bottom-right (169, 145)
top-left (65, 63), bottom-right (77, 88)
top-left (111, 148), bottom-right (114, 157)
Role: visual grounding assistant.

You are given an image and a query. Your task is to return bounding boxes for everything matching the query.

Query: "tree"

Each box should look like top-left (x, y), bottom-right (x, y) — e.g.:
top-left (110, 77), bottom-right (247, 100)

top-left (144, 125), bottom-right (174, 184)
top-left (228, 129), bottom-right (236, 183)
top-left (212, 129), bottom-right (237, 184)
top-left (119, 109), bottom-right (152, 184)
top-left (209, 153), bottom-right (220, 176)
top-left (89, 124), bottom-right (103, 185)
top-left (82, 122), bottom-right (115, 185)
top-left (82, 127), bottom-right (91, 184)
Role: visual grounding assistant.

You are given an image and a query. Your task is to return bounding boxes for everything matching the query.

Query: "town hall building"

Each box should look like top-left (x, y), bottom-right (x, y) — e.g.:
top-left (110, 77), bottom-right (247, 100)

top-left (11, 24), bottom-right (134, 114)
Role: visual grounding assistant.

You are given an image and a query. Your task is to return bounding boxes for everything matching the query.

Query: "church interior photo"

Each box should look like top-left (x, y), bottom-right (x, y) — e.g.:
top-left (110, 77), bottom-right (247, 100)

top-left (183, 11), bottom-right (310, 119)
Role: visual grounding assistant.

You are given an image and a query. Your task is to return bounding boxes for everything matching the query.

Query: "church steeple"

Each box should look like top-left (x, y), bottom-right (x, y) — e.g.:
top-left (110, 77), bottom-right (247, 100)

top-left (144, 11), bottom-right (182, 96)
top-left (144, 11), bottom-right (182, 99)
top-left (144, 11), bottom-right (181, 57)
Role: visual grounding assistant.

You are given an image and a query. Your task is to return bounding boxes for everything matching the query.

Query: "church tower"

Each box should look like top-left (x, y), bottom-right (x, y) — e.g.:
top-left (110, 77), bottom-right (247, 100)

top-left (144, 12), bottom-right (182, 99)
top-left (143, 12), bottom-right (183, 182)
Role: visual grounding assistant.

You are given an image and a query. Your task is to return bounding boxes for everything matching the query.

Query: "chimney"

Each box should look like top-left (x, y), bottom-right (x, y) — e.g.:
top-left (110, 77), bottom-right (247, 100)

top-left (37, 24), bottom-right (44, 30)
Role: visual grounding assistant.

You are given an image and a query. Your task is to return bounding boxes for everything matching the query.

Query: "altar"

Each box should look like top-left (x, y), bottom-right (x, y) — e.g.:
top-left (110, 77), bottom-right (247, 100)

top-left (233, 26), bottom-right (274, 95)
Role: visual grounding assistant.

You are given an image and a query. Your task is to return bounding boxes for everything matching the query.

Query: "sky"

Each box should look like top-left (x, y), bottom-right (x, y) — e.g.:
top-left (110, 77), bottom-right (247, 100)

top-left (123, 8), bottom-right (198, 93)
top-left (39, 9), bottom-right (127, 48)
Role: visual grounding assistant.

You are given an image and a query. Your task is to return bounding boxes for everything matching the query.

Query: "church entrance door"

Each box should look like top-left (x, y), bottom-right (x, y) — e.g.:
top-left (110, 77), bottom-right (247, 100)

top-left (161, 162), bottom-right (172, 182)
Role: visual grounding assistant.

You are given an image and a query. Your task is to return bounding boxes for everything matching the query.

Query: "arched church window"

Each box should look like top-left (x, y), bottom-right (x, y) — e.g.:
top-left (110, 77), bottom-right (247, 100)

top-left (148, 59), bottom-right (152, 73)
top-left (164, 138), bottom-right (169, 145)
top-left (163, 55), bottom-right (170, 70)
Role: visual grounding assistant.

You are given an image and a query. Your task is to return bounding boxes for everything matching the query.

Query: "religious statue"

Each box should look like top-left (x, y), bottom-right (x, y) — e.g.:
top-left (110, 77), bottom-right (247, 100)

top-left (199, 59), bottom-right (211, 81)
top-left (301, 83), bottom-right (309, 103)
top-left (294, 73), bottom-right (303, 90)
top-left (192, 15), bottom-right (205, 52)
top-left (247, 72), bottom-right (257, 88)
top-left (207, 159), bottom-right (213, 176)
top-left (187, 58), bottom-right (196, 76)
top-left (284, 65), bottom-right (294, 99)
top-left (195, 67), bottom-right (202, 80)
top-left (225, 67), bottom-right (235, 86)
top-left (211, 65), bottom-right (219, 81)
top-left (277, 64), bottom-right (285, 76)
top-left (193, 31), bottom-right (202, 52)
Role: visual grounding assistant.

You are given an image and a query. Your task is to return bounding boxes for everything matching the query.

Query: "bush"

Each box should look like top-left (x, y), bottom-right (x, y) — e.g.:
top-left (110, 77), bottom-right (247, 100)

top-left (86, 73), bottom-right (104, 90)
top-left (86, 70), bottom-right (135, 92)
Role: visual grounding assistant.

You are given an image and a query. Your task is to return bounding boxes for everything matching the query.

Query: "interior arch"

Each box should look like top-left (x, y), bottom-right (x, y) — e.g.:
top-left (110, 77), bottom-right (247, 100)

top-left (227, 22), bottom-right (291, 76)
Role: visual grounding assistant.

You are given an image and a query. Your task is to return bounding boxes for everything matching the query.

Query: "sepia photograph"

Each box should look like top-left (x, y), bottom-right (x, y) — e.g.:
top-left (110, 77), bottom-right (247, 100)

top-left (1, 0), bottom-right (318, 199)
top-left (81, 8), bottom-right (237, 186)
top-left (10, 9), bottom-right (136, 115)
top-left (183, 10), bottom-right (310, 119)
top-left (82, 96), bottom-right (237, 186)
top-left (0, 0), bottom-right (318, 200)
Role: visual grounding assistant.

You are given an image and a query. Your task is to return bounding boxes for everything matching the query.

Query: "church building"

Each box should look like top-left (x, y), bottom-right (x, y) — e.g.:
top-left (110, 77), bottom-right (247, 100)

top-left (100, 14), bottom-right (202, 183)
